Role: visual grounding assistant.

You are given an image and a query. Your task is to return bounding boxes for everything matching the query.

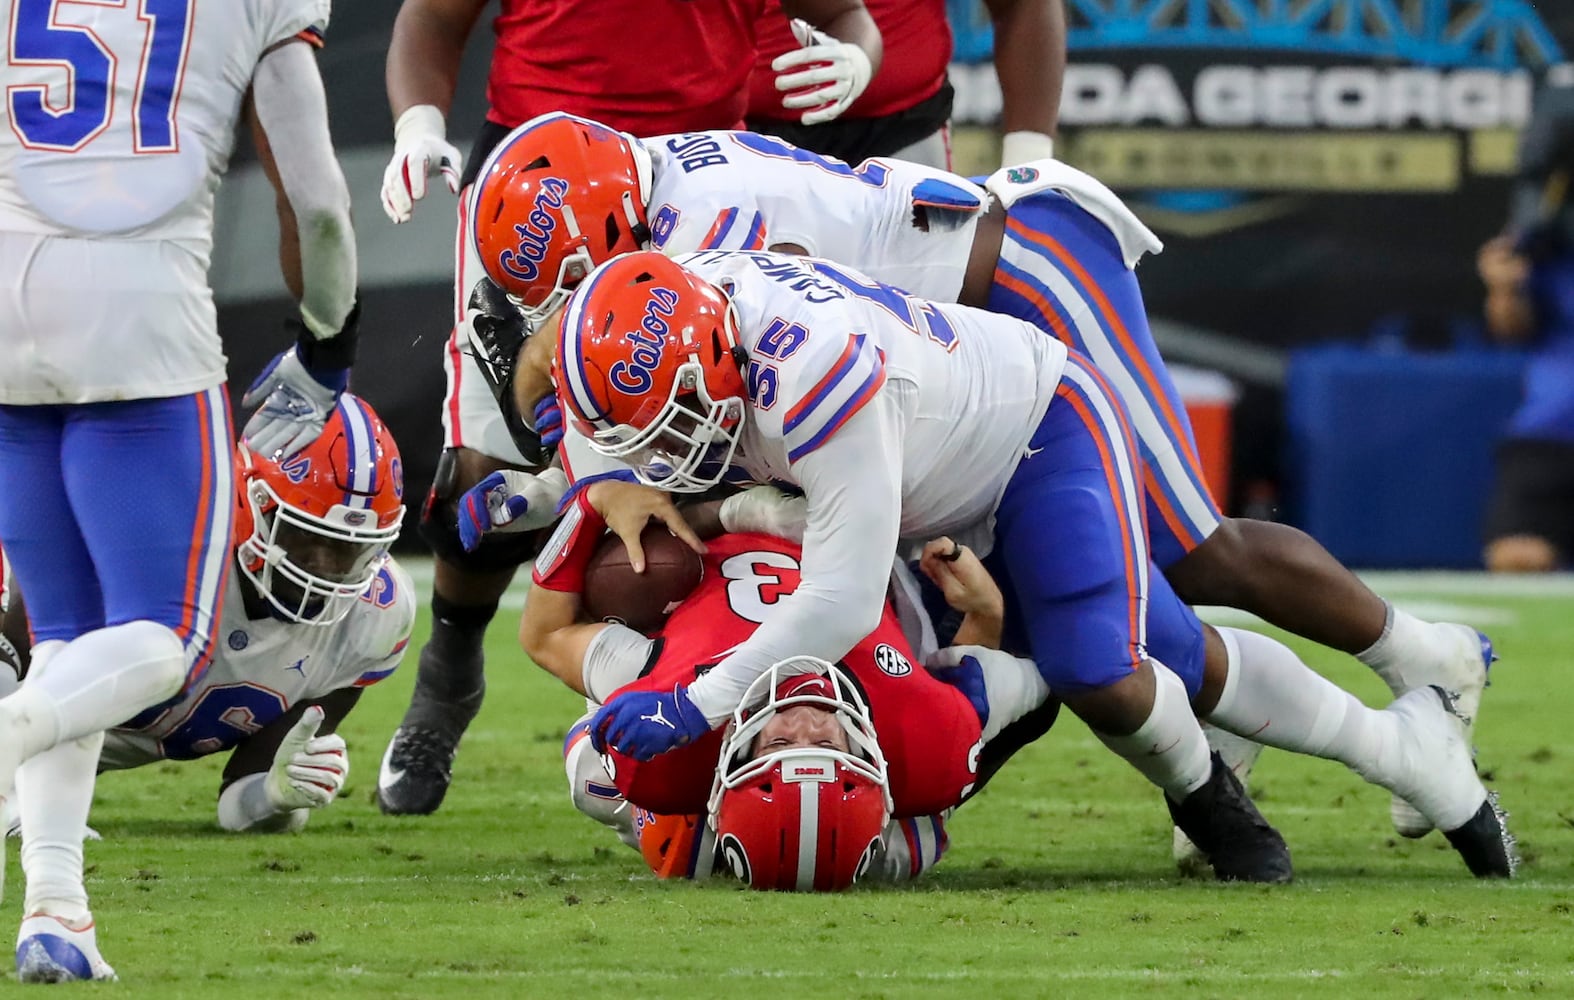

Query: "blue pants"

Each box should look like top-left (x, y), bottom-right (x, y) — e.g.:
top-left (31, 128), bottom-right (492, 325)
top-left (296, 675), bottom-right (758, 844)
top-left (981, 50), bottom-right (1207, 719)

top-left (987, 354), bottom-right (1206, 698)
top-left (988, 191), bottom-right (1221, 569)
top-left (0, 388), bottom-right (234, 689)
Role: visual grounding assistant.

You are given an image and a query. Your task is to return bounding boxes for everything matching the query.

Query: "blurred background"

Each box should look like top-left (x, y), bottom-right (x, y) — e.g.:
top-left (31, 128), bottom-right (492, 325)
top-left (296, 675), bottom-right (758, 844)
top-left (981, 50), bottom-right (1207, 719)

top-left (212, 1), bottom-right (1574, 570)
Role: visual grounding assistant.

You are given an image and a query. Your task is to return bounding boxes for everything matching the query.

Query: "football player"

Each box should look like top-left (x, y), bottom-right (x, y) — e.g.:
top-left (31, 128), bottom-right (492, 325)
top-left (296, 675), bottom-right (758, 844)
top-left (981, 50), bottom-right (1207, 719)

top-left (464, 114), bottom-right (1495, 841)
top-left (0, 0), bottom-right (359, 980)
top-left (373, 0), bottom-right (883, 819)
top-left (520, 494), bottom-right (1055, 888)
top-left (0, 396), bottom-right (410, 831)
top-left (554, 251), bottom-right (1516, 882)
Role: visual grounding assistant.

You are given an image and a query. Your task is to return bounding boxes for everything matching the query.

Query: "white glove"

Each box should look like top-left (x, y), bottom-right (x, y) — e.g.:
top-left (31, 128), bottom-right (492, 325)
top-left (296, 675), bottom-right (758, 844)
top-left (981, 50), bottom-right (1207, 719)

top-left (241, 347), bottom-right (343, 459)
top-left (719, 486), bottom-right (808, 543)
top-left (772, 20), bottom-right (873, 126)
top-left (1001, 131), bottom-right (1056, 167)
top-left (380, 104), bottom-right (462, 224)
top-left (263, 706), bottom-right (349, 811)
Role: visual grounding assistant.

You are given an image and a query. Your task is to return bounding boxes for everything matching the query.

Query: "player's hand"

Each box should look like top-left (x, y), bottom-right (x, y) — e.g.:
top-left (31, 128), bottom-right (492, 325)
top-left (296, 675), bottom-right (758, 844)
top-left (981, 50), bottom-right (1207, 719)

top-left (241, 346), bottom-right (344, 459)
top-left (719, 486), bottom-right (807, 542)
top-left (924, 647), bottom-right (990, 726)
top-left (919, 537), bottom-right (1004, 621)
top-left (264, 706), bottom-right (349, 811)
top-left (772, 21), bottom-right (873, 126)
top-left (533, 395), bottom-right (563, 450)
top-left (589, 684), bottom-right (711, 761)
top-left (585, 479), bottom-right (707, 572)
top-left (380, 105), bottom-right (462, 224)
top-left (457, 468), bottom-right (570, 551)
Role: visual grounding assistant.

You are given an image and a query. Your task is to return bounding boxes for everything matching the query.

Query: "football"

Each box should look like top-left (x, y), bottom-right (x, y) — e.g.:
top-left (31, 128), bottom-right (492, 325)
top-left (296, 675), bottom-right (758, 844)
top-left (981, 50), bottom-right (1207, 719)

top-left (582, 524), bottom-right (704, 633)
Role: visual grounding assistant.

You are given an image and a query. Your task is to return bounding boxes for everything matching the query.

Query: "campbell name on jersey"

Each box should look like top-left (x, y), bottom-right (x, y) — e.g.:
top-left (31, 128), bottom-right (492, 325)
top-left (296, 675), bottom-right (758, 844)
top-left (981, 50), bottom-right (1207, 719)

top-left (100, 556), bottom-right (413, 770)
top-left (0, 0), bottom-right (329, 244)
top-left (677, 250), bottom-right (1068, 542)
top-left (643, 131), bottom-right (982, 303)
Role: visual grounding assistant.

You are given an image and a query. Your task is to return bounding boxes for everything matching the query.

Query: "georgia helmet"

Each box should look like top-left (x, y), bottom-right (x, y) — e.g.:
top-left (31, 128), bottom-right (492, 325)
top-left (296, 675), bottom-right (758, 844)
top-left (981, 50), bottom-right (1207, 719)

top-left (707, 657), bottom-right (893, 892)
top-left (553, 251), bottom-right (747, 493)
top-left (234, 394), bottom-right (405, 625)
top-left (469, 112), bottom-right (653, 324)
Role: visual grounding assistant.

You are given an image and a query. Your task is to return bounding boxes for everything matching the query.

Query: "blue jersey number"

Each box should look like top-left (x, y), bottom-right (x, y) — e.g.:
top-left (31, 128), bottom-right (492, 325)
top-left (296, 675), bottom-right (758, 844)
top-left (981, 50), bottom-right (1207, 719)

top-left (731, 132), bottom-right (890, 188)
top-left (9, 0), bottom-right (194, 152)
top-left (159, 683), bottom-right (289, 760)
top-left (808, 260), bottom-right (959, 352)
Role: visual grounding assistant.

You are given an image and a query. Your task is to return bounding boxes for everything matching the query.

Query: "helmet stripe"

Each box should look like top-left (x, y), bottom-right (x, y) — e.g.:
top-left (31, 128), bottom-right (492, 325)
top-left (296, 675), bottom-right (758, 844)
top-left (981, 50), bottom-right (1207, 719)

top-left (559, 262), bottom-right (617, 427)
top-left (795, 780), bottom-right (818, 892)
top-left (337, 397), bottom-right (377, 508)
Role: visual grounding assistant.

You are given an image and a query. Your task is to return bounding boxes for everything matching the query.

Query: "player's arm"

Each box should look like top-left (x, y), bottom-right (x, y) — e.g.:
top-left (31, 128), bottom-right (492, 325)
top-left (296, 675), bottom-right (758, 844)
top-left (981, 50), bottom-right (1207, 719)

top-left (520, 494), bottom-right (662, 700)
top-left (243, 38), bottom-right (361, 458)
top-left (250, 41), bottom-right (356, 349)
top-left (684, 388), bottom-right (907, 723)
top-left (983, 0), bottom-right (1065, 164)
top-left (215, 688), bottom-right (361, 833)
top-left (381, 0), bottom-right (484, 222)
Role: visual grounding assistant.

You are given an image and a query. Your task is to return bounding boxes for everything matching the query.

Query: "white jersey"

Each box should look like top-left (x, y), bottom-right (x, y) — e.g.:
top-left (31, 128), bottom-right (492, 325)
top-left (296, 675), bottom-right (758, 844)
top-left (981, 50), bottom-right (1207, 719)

top-left (560, 250), bottom-right (1068, 721)
top-left (0, 0), bottom-right (330, 403)
top-left (641, 131), bottom-right (983, 303)
top-left (100, 556), bottom-right (413, 770)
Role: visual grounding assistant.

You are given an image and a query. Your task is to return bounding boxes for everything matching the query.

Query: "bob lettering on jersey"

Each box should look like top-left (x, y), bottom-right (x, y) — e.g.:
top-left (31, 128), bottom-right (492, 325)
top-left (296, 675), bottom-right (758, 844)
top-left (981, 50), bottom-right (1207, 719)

top-left (498, 177), bottom-right (570, 284)
top-left (609, 287), bottom-right (679, 395)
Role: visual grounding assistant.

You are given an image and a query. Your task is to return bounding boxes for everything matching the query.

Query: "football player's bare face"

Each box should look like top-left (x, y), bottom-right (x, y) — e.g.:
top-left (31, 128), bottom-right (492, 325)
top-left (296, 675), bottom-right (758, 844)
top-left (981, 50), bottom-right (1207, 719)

top-left (751, 705), bottom-right (850, 758)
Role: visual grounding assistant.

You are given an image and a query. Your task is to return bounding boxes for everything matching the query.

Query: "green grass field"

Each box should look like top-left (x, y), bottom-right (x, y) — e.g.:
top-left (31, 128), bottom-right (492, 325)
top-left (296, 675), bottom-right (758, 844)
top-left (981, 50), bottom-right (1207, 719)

top-left (20, 567), bottom-right (1574, 998)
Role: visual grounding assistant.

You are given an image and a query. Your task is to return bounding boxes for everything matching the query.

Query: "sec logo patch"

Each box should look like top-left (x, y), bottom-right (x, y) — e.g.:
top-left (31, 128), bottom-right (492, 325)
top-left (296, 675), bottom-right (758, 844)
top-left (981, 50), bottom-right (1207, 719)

top-left (873, 643), bottom-right (912, 677)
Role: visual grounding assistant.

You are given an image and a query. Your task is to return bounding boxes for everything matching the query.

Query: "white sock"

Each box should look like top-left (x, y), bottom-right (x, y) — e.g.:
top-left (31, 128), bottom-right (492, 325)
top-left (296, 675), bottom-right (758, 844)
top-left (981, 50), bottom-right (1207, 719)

top-left (18, 729), bottom-right (103, 923)
top-left (1, 621), bottom-right (186, 757)
top-left (1210, 627), bottom-right (1404, 786)
top-left (1094, 661), bottom-right (1213, 801)
top-left (1355, 604), bottom-right (1454, 695)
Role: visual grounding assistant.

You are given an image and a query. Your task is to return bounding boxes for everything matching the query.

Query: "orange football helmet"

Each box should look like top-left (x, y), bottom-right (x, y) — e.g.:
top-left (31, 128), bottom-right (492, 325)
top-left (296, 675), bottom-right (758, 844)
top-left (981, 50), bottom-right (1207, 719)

top-left (234, 394), bottom-right (405, 625)
top-left (707, 658), bottom-right (892, 892)
top-left (554, 251), bottom-right (747, 492)
top-left (469, 112), bottom-right (653, 324)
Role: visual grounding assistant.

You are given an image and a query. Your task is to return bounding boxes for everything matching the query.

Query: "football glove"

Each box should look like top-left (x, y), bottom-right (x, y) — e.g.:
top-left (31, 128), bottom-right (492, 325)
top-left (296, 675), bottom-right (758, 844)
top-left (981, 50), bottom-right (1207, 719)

top-left (243, 301), bottom-right (360, 459)
top-left (457, 468), bottom-right (571, 552)
top-left (719, 485), bottom-right (807, 543)
top-left (380, 105), bottom-right (462, 224)
top-left (773, 21), bottom-right (873, 126)
top-left (590, 684), bottom-right (711, 761)
top-left (263, 706), bottom-right (349, 811)
top-left (533, 395), bottom-right (563, 450)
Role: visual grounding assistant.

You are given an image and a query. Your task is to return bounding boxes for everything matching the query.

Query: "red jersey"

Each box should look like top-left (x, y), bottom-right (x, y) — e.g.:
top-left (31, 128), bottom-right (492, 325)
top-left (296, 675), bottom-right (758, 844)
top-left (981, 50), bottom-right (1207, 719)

top-left (605, 532), bottom-right (981, 818)
top-left (487, 0), bottom-right (764, 136)
top-left (747, 0), bottom-right (950, 122)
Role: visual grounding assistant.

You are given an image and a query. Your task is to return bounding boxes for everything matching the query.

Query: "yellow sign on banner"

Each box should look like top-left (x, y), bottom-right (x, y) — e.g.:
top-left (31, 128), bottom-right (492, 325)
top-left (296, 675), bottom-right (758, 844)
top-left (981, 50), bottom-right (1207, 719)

top-left (1064, 130), bottom-right (1462, 192)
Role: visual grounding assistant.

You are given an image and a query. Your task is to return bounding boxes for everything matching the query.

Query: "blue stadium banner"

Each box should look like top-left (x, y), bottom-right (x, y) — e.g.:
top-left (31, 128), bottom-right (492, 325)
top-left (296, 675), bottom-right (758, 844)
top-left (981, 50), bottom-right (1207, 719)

top-left (950, 0), bottom-right (1573, 346)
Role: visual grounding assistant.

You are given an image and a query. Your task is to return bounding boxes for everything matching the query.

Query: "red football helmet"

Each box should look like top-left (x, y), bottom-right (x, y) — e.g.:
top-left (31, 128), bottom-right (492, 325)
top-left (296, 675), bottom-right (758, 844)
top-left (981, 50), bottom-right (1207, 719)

top-left (554, 251), bottom-right (747, 492)
top-left (469, 112), bottom-right (653, 324)
top-left (707, 658), bottom-right (893, 892)
top-left (234, 394), bottom-right (405, 625)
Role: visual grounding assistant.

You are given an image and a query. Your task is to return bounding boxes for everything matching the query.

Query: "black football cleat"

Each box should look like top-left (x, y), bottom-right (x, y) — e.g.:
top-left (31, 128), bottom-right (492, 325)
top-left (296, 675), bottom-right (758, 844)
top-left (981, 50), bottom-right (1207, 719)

top-left (1166, 751), bottom-right (1294, 884)
top-left (1442, 793), bottom-right (1519, 879)
top-left (376, 684), bottom-right (483, 816)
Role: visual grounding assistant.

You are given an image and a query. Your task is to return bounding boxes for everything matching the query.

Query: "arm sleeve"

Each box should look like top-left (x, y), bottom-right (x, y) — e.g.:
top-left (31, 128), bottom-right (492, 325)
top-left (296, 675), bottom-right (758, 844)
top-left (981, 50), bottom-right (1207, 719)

top-left (684, 386), bottom-right (908, 722)
top-left (251, 40), bottom-right (356, 339)
top-left (216, 773), bottom-right (309, 833)
top-left (581, 625), bottom-right (657, 703)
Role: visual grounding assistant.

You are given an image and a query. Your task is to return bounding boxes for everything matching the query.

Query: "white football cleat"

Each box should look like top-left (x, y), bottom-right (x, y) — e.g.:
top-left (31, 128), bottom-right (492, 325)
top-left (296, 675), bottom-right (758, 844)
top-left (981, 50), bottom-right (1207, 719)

top-left (1172, 724), bottom-right (1264, 877)
top-left (1377, 686), bottom-right (1516, 878)
top-left (15, 913), bottom-right (117, 983)
top-left (1389, 625), bottom-right (1493, 838)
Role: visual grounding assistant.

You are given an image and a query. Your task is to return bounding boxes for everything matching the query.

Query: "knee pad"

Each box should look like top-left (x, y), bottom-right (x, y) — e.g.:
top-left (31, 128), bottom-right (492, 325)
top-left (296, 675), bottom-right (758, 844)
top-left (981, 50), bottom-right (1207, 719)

top-left (417, 448), bottom-right (548, 571)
